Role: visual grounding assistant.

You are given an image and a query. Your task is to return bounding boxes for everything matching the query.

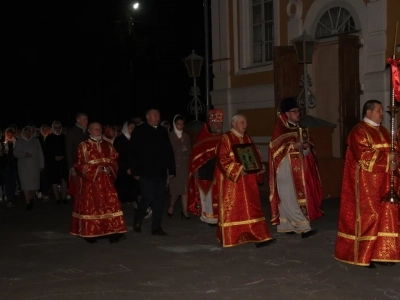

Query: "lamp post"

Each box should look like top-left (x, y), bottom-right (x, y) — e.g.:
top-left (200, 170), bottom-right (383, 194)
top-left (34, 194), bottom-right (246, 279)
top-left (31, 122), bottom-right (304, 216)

top-left (184, 50), bottom-right (205, 120)
top-left (292, 31), bottom-right (318, 115)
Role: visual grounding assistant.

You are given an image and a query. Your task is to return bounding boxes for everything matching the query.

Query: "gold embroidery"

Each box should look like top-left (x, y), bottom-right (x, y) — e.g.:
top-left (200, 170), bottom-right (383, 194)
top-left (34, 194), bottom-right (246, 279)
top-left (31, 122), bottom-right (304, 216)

top-left (338, 231), bottom-right (377, 241)
top-left (220, 217), bottom-right (265, 227)
top-left (298, 199), bottom-right (306, 204)
top-left (377, 232), bottom-right (398, 237)
top-left (72, 211), bottom-right (123, 220)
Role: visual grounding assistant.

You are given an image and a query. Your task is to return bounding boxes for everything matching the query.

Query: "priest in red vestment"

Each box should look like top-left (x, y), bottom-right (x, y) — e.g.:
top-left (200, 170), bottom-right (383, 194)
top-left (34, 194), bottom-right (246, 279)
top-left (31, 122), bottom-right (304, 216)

top-left (70, 122), bottom-right (127, 244)
top-left (215, 113), bottom-right (276, 248)
top-left (269, 97), bottom-right (323, 238)
top-left (187, 109), bottom-right (224, 225)
top-left (335, 100), bottom-right (399, 268)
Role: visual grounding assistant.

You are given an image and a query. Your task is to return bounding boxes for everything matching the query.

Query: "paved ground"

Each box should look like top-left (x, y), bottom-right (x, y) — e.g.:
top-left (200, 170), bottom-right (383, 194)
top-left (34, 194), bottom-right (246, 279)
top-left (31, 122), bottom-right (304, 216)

top-left (0, 191), bottom-right (399, 300)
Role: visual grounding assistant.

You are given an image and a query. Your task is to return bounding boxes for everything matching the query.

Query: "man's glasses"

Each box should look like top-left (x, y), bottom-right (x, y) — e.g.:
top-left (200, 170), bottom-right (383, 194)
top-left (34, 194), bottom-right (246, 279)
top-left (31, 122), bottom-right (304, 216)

top-left (288, 109), bottom-right (300, 114)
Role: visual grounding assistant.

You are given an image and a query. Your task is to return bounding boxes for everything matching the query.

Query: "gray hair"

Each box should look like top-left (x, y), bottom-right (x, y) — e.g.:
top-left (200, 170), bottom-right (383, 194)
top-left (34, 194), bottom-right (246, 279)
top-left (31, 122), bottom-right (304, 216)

top-left (231, 113), bottom-right (246, 126)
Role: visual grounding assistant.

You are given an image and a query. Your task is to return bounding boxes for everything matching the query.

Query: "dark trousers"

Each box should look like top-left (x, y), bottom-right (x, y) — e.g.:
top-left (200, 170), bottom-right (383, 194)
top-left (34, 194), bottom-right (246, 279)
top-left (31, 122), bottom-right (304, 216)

top-left (2, 167), bottom-right (18, 203)
top-left (39, 167), bottom-right (50, 194)
top-left (134, 176), bottom-right (166, 230)
top-left (115, 172), bottom-right (138, 203)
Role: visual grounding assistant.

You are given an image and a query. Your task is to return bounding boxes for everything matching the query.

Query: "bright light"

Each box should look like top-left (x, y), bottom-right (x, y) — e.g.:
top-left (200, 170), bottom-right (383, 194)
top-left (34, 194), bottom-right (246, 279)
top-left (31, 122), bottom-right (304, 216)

top-left (133, 2), bottom-right (139, 10)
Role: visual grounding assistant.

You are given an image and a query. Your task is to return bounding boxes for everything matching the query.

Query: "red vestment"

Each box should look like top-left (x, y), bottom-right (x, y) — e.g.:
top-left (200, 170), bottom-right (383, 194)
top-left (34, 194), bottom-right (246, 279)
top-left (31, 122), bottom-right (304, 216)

top-left (334, 122), bottom-right (400, 266)
top-left (187, 123), bottom-right (222, 218)
top-left (70, 139), bottom-right (127, 238)
top-left (269, 115), bottom-right (324, 225)
top-left (215, 131), bottom-right (273, 247)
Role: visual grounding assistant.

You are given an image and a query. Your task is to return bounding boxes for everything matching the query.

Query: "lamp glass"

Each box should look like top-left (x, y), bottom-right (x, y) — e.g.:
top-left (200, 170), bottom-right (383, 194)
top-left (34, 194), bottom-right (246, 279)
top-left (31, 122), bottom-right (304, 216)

top-left (306, 41), bottom-right (315, 63)
top-left (294, 41), bottom-right (304, 63)
top-left (185, 58), bottom-right (203, 77)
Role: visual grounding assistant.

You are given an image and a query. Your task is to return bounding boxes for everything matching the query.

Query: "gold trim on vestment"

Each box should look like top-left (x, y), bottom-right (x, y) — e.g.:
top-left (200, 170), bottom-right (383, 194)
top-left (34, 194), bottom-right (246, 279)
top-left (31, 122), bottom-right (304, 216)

top-left (202, 212), bottom-right (217, 218)
top-left (377, 232), bottom-right (398, 237)
top-left (192, 148), bottom-right (216, 163)
top-left (335, 257), bottom-right (400, 266)
top-left (334, 257), bottom-right (370, 267)
top-left (337, 231), bottom-right (398, 240)
top-left (189, 148), bottom-right (217, 177)
top-left (373, 143), bottom-right (390, 149)
top-left (354, 164), bottom-right (361, 263)
top-left (87, 158), bottom-right (113, 165)
top-left (72, 211), bottom-right (123, 220)
top-left (369, 151), bottom-right (378, 172)
top-left (219, 237), bottom-right (273, 248)
top-left (269, 132), bottom-right (298, 149)
top-left (226, 163), bottom-right (235, 179)
top-left (219, 217), bottom-right (265, 227)
top-left (70, 231), bottom-right (127, 238)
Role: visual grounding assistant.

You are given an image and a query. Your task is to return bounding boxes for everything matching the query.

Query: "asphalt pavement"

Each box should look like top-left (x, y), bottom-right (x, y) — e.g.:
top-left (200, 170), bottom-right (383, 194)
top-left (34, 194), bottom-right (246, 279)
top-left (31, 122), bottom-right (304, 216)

top-left (0, 190), bottom-right (399, 300)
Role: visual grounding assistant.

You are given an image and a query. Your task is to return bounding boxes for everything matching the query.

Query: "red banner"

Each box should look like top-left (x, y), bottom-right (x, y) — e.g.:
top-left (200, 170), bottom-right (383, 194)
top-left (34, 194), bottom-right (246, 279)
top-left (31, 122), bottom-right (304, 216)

top-left (387, 58), bottom-right (400, 102)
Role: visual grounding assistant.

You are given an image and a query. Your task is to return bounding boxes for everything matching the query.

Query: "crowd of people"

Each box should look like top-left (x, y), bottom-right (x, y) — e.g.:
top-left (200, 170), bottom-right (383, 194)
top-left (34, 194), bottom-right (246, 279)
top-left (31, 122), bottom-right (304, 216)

top-left (0, 98), bottom-right (398, 267)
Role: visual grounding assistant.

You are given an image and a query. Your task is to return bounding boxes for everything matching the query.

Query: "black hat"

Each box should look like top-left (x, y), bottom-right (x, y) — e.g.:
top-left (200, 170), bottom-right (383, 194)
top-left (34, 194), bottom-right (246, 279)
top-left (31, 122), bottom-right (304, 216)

top-left (280, 97), bottom-right (299, 113)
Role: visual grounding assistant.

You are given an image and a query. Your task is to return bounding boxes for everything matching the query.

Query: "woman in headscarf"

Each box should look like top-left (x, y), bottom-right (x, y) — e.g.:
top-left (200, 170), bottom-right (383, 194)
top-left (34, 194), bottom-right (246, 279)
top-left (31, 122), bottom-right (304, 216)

top-left (114, 120), bottom-right (137, 204)
top-left (37, 123), bottom-right (52, 200)
top-left (167, 115), bottom-right (191, 219)
top-left (13, 126), bottom-right (44, 210)
top-left (45, 121), bottom-right (69, 204)
top-left (1, 128), bottom-right (18, 207)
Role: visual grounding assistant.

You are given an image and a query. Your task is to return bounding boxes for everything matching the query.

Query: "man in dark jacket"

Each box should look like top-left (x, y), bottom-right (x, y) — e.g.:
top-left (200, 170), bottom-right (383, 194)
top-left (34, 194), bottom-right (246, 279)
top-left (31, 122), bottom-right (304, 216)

top-left (65, 112), bottom-right (89, 202)
top-left (130, 108), bottom-right (176, 236)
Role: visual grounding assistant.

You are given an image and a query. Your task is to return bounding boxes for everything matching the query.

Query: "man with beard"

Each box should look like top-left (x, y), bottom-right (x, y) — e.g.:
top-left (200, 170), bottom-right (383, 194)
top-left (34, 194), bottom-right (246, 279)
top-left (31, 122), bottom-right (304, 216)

top-left (269, 97), bottom-right (323, 238)
top-left (187, 109), bottom-right (224, 225)
top-left (70, 122), bottom-right (127, 244)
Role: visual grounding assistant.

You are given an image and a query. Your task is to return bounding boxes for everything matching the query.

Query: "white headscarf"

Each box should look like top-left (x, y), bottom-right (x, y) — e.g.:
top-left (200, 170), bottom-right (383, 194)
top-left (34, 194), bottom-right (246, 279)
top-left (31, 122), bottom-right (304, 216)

top-left (3, 128), bottom-right (16, 153)
top-left (172, 115), bottom-right (183, 139)
top-left (121, 122), bottom-right (132, 140)
top-left (21, 126), bottom-right (33, 142)
top-left (51, 121), bottom-right (63, 136)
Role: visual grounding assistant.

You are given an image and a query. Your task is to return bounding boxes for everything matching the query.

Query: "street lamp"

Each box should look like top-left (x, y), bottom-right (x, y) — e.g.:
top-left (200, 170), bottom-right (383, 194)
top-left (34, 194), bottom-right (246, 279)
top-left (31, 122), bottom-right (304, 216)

top-left (292, 31), bottom-right (318, 115)
top-left (184, 50), bottom-right (205, 120)
top-left (132, 2), bottom-right (139, 10)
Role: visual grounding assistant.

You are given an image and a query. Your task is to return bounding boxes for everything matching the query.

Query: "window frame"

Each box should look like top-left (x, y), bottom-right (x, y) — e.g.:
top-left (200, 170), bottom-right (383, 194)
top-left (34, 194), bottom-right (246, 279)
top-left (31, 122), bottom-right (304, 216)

top-left (234, 0), bottom-right (279, 75)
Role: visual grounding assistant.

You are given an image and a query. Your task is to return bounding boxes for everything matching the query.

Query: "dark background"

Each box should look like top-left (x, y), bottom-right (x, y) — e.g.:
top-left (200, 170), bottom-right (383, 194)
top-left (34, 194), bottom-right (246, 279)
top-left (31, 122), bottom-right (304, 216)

top-left (6, 0), bottom-right (211, 128)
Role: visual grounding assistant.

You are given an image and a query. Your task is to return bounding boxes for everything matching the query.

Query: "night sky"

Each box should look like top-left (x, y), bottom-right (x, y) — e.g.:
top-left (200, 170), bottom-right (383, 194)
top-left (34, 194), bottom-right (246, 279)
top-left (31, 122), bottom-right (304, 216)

top-left (6, 0), bottom-right (210, 128)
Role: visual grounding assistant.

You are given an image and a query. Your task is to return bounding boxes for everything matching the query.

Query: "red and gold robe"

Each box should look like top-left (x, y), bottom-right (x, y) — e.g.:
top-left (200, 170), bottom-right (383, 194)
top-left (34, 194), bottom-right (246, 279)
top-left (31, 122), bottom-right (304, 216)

top-left (334, 121), bottom-right (399, 266)
top-left (187, 123), bottom-right (222, 218)
top-left (269, 114), bottom-right (323, 225)
top-left (70, 139), bottom-right (127, 238)
top-left (215, 130), bottom-right (273, 247)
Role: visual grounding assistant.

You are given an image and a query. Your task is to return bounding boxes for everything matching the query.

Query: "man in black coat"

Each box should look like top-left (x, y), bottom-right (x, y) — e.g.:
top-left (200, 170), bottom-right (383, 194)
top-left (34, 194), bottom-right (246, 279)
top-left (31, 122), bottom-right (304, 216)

top-left (130, 108), bottom-right (176, 236)
top-left (65, 112), bottom-right (89, 202)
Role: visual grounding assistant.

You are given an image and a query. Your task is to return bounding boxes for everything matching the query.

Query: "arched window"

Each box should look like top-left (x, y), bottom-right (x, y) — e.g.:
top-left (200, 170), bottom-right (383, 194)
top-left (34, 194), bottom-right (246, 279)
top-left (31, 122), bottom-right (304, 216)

top-left (315, 7), bottom-right (357, 38)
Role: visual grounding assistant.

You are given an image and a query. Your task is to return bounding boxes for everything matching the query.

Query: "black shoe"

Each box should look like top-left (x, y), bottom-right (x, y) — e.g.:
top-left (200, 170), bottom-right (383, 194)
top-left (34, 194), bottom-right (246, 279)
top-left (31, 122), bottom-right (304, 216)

top-left (56, 200), bottom-right (61, 205)
top-left (151, 228), bottom-right (168, 236)
top-left (255, 238), bottom-right (277, 248)
top-left (62, 199), bottom-right (68, 204)
top-left (27, 202), bottom-right (33, 211)
top-left (375, 262), bottom-right (396, 266)
top-left (364, 262), bottom-right (376, 269)
top-left (84, 238), bottom-right (98, 244)
top-left (109, 233), bottom-right (127, 244)
top-left (285, 231), bottom-right (296, 235)
top-left (133, 224), bottom-right (141, 233)
top-left (301, 229), bottom-right (318, 239)
top-left (181, 211), bottom-right (191, 220)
